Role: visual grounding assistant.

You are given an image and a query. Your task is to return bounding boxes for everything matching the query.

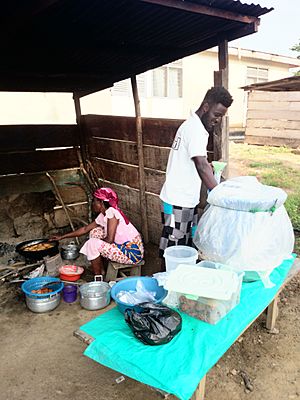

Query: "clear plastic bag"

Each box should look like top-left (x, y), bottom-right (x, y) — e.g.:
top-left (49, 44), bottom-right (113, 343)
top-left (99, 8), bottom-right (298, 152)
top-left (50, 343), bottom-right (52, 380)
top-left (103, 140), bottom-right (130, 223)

top-left (193, 177), bottom-right (294, 280)
top-left (116, 279), bottom-right (156, 305)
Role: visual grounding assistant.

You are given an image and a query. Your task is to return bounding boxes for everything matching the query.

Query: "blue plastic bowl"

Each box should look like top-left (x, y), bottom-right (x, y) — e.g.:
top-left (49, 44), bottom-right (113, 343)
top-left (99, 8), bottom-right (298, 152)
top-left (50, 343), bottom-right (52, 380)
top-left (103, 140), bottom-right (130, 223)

top-left (110, 276), bottom-right (167, 314)
top-left (22, 276), bottom-right (64, 298)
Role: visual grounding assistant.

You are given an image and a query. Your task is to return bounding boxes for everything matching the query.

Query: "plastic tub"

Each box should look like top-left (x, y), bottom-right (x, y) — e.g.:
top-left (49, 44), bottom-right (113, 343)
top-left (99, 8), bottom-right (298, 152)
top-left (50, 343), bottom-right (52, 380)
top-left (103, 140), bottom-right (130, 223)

top-left (110, 276), bottom-right (167, 314)
top-left (178, 262), bottom-right (244, 324)
top-left (59, 265), bottom-right (84, 282)
top-left (62, 285), bottom-right (77, 303)
top-left (163, 245), bottom-right (198, 272)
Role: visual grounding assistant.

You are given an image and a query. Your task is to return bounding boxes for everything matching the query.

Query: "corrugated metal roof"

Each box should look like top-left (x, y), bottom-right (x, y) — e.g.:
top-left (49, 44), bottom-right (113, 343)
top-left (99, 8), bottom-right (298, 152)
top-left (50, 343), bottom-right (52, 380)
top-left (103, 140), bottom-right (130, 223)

top-left (0, 0), bottom-right (272, 93)
top-left (242, 76), bottom-right (300, 92)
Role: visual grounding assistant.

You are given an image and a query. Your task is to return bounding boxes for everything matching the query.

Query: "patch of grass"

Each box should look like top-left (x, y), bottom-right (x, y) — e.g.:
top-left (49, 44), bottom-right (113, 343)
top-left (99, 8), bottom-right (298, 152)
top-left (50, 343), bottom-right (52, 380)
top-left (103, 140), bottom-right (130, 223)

top-left (232, 143), bottom-right (292, 158)
top-left (260, 167), bottom-right (300, 190)
top-left (294, 235), bottom-right (300, 256)
top-left (285, 193), bottom-right (300, 231)
top-left (230, 143), bottom-right (300, 237)
top-left (248, 161), bottom-right (283, 169)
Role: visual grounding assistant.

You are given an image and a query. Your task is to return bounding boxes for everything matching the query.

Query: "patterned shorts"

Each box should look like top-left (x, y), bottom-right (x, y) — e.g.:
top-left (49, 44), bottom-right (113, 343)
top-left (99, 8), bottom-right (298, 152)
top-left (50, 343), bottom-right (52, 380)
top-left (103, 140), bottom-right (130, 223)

top-left (159, 201), bottom-right (199, 258)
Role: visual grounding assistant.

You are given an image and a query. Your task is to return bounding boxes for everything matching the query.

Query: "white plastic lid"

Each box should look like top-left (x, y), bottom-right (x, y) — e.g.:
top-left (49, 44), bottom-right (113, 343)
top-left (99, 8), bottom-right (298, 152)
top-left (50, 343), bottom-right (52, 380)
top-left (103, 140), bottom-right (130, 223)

top-left (207, 176), bottom-right (287, 211)
top-left (165, 264), bottom-right (240, 301)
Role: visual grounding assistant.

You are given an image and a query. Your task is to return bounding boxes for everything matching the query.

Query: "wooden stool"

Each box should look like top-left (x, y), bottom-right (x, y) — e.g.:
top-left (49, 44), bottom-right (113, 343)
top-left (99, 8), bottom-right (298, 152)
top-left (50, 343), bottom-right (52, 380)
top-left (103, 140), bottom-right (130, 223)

top-left (106, 260), bottom-right (145, 282)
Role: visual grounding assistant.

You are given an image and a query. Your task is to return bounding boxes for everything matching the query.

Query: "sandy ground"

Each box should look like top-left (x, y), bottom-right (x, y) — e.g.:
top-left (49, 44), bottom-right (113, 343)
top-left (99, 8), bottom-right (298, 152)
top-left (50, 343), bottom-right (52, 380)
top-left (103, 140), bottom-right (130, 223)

top-left (0, 156), bottom-right (299, 400)
top-left (0, 245), bottom-right (299, 400)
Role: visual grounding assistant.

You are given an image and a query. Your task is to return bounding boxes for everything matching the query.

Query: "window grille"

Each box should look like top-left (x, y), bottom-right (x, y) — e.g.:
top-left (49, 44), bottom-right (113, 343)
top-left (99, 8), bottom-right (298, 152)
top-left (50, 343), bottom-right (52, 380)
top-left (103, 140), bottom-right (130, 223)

top-left (153, 60), bottom-right (183, 98)
top-left (246, 67), bottom-right (268, 85)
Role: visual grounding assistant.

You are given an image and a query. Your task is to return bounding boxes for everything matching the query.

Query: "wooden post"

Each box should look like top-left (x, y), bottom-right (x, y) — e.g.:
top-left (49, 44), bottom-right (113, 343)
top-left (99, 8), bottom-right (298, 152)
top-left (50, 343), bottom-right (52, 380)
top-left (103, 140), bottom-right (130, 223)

top-left (191, 375), bottom-right (206, 400)
top-left (266, 296), bottom-right (279, 331)
top-left (214, 40), bottom-right (229, 177)
top-left (218, 40), bottom-right (229, 87)
top-left (73, 93), bottom-right (88, 167)
top-left (131, 76), bottom-right (149, 244)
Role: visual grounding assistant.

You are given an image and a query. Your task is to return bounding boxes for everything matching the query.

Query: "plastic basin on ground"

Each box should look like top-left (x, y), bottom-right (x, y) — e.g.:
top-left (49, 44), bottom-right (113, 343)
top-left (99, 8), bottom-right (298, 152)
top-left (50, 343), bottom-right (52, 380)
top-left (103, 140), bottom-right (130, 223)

top-left (110, 276), bottom-right (167, 314)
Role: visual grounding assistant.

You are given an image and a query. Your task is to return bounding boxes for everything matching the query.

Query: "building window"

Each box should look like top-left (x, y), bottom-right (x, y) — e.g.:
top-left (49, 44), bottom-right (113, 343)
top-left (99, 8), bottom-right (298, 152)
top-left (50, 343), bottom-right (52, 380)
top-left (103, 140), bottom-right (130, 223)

top-left (112, 74), bottom-right (147, 97)
top-left (153, 60), bottom-right (183, 98)
top-left (246, 67), bottom-right (268, 85)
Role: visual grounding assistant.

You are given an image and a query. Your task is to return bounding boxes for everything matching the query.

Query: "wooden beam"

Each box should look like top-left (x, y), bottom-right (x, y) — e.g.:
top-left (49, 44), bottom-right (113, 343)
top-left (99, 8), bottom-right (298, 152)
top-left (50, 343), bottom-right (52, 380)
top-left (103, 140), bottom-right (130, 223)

top-left (0, 148), bottom-right (79, 175)
top-left (73, 93), bottom-right (89, 167)
top-left (191, 375), bottom-right (206, 400)
top-left (131, 76), bottom-right (149, 244)
top-left (217, 40), bottom-right (229, 88)
top-left (0, 125), bottom-right (79, 152)
top-left (266, 297), bottom-right (279, 331)
top-left (0, 168), bottom-right (81, 197)
top-left (213, 40), bottom-right (229, 177)
top-left (218, 40), bottom-right (229, 79)
top-left (139, 0), bottom-right (260, 24)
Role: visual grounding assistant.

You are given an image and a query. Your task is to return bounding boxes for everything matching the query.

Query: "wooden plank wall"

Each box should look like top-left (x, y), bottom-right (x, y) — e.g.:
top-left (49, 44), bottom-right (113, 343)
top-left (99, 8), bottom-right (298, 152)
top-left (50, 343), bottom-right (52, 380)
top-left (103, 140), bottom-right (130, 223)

top-left (82, 114), bottom-right (183, 244)
top-left (0, 125), bottom-right (80, 175)
top-left (0, 125), bottom-right (86, 206)
top-left (245, 91), bottom-right (300, 148)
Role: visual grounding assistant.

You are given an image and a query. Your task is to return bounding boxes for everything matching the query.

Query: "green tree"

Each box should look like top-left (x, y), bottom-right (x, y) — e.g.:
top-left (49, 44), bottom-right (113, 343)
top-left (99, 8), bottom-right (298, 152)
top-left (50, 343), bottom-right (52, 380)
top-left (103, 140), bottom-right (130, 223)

top-left (291, 40), bottom-right (300, 56)
top-left (291, 39), bottom-right (300, 75)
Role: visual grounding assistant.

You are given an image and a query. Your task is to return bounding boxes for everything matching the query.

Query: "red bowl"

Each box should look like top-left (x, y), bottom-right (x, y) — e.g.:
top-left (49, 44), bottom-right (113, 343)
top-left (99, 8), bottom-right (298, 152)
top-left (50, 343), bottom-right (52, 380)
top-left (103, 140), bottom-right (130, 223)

top-left (59, 265), bottom-right (84, 282)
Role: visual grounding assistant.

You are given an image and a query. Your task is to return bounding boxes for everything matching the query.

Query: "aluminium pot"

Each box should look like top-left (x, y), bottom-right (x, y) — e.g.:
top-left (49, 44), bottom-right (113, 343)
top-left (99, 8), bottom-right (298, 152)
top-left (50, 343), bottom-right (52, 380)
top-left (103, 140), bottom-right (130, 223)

top-left (61, 241), bottom-right (79, 260)
top-left (79, 275), bottom-right (111, 311)
top-left (25, 292), bottom-right (61, 313)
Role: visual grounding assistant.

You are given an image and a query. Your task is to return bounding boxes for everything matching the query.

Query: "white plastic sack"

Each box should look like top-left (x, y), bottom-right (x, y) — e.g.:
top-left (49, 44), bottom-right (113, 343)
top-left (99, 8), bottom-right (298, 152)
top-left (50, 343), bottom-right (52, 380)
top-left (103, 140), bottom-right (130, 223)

top-left (193, 177), bottom-right (294, 277)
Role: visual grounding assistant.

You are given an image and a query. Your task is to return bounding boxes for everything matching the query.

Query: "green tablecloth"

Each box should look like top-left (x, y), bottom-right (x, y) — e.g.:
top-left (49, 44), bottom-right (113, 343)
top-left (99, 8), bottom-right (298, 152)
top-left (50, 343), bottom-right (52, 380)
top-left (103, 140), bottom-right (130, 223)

top-left (80, 254), bottom-right (296, 400)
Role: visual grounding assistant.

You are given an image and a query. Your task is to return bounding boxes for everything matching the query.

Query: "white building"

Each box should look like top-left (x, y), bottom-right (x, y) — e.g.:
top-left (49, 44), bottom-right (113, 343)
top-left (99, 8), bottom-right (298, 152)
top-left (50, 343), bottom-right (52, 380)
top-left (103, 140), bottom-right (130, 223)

top-left (0, 47), bottom-right (299, 129)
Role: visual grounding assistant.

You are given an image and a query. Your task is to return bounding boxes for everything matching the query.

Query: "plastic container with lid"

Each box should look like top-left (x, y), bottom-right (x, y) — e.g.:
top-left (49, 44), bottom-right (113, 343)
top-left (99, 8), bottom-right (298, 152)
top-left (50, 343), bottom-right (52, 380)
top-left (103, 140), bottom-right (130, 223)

top-left (165, 263), bottom-right (243, 324)
top-left (163, 245), bottom-right (198, 272)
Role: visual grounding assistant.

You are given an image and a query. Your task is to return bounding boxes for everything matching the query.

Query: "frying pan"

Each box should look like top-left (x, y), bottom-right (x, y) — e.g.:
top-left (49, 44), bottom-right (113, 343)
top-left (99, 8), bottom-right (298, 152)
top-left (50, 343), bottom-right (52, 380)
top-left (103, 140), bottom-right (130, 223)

top-left (16, 239), bottom-right (59, 260)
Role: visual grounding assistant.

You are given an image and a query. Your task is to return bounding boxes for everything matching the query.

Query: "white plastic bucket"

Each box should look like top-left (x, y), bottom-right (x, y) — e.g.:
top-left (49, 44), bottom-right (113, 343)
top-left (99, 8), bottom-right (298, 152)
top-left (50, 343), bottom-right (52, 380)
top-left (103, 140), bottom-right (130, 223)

top-left (164, 245), bottom-right (198, 272)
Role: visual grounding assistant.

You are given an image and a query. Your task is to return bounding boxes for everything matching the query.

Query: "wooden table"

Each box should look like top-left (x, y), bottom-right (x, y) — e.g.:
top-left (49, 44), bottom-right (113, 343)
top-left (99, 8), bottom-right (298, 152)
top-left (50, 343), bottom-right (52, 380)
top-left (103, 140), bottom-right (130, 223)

top-left (74, 259), bottom-right (299, 400)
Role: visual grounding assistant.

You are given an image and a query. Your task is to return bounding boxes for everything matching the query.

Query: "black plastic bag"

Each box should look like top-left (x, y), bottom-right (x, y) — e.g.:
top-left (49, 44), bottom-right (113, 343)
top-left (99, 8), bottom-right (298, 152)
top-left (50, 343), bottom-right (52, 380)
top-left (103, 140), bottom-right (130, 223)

top-left (124, 302), bottom-right (182, 345)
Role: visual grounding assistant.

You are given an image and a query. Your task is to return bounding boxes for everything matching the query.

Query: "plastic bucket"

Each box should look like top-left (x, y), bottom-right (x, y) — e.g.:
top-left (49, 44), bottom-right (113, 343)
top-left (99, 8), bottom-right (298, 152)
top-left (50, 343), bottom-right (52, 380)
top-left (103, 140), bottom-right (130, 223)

top-left (164, 245), bottom-right (198, 272)
top-left (62, 285), bottom-right (77, 303)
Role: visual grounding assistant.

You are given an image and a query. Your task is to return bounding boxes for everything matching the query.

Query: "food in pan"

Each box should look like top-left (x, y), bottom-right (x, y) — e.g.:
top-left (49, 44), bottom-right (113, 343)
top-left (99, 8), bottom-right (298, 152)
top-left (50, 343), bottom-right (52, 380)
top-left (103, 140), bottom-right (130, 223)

top-left (22, 242), bottom-right (54, 252)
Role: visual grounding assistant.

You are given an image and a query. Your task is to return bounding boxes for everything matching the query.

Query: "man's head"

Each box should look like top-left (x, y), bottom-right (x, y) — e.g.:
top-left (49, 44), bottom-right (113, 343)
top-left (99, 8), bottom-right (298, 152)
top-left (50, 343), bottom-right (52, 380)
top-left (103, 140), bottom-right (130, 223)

top-left (196, 87), bottom-right (233, 134)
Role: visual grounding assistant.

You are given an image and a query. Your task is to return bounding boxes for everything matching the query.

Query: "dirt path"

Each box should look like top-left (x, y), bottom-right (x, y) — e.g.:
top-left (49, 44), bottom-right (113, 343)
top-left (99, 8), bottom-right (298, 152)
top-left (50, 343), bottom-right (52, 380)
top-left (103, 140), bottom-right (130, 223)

top-left (0, 153), bottom-right (299, 400)
top-left (0, 250), bottom-right (299, 400)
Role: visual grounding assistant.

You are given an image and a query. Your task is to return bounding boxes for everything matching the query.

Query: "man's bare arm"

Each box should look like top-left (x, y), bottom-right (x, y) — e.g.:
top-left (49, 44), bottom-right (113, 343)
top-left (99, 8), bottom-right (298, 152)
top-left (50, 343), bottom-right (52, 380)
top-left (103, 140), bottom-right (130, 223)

top-left (192, 156), bottom-right (217, 190)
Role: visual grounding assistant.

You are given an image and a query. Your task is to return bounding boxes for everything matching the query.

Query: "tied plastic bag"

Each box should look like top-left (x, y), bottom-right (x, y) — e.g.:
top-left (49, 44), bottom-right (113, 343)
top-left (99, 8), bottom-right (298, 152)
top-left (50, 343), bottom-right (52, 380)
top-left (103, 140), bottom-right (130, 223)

top-left (116, 279), bottom-right (156, 305)
top-left (125, 302), bottom-right (182, 345)
top-left (193, 177), bottom-right (294, 282)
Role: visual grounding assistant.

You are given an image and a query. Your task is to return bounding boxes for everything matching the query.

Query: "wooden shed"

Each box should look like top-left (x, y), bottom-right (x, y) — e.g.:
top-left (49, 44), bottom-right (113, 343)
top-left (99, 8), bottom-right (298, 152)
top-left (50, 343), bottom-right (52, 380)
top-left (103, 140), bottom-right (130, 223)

top-left (243, 76), bottom-right (300, 148)
top-left (0, 0), bottom-right (272, 244)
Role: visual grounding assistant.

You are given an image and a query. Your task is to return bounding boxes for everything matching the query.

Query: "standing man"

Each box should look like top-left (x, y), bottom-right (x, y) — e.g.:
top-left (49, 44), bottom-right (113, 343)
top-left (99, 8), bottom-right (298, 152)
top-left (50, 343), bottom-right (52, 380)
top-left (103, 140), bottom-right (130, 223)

top-left (159, 86), bottom-right (233, 259)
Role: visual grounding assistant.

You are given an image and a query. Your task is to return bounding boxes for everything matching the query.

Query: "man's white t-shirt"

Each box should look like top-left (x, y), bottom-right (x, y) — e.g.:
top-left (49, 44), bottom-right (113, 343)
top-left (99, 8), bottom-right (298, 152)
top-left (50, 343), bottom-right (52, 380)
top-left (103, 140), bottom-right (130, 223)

top-left (160, 111), bottom-right (209, 208)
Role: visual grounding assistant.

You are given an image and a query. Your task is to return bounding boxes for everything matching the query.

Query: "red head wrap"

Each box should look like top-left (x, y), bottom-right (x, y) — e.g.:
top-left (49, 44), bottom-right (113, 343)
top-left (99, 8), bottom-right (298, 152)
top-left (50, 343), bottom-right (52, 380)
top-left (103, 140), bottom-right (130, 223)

top-left (93, 187), bottom-right (129, 225)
